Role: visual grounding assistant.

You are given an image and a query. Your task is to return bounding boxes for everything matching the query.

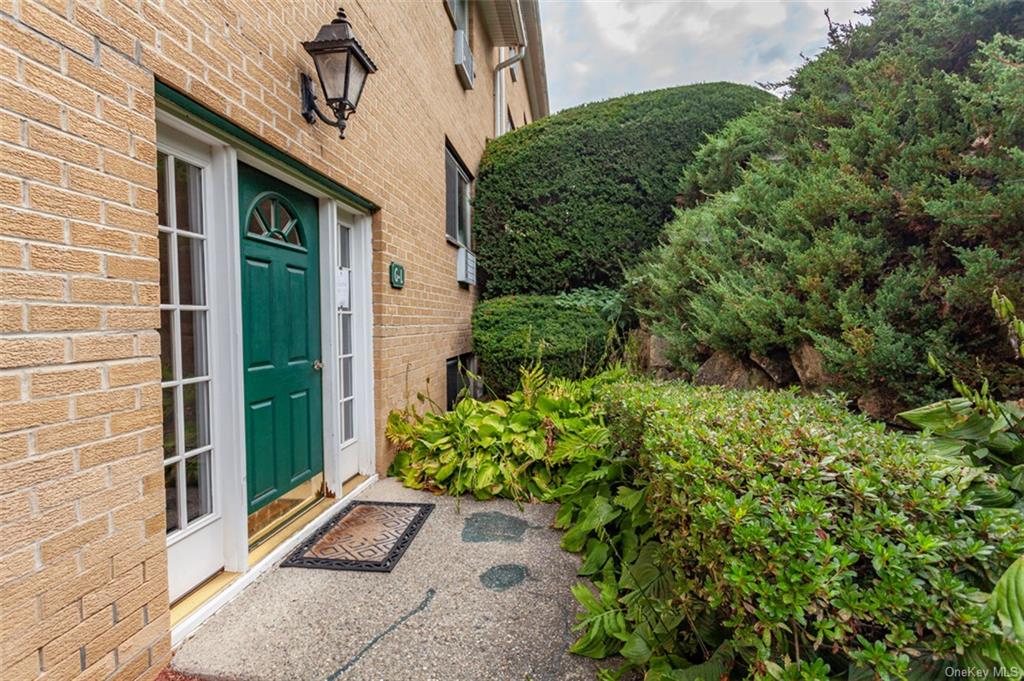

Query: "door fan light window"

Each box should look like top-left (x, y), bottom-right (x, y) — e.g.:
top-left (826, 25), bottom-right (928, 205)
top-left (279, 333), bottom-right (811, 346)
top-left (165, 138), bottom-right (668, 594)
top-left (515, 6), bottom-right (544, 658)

top-left (246, 194), bottom-right (304, 247)
top-left (158, 151), bottom-right (214, 538)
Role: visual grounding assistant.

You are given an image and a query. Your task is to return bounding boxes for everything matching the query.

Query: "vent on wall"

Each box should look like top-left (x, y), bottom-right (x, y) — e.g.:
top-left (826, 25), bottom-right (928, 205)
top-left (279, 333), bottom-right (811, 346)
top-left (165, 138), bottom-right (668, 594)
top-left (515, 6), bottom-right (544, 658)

top-left (454, 29), bottom-right (474, 89)
top-left (456, 247), bottom-right (476, 285)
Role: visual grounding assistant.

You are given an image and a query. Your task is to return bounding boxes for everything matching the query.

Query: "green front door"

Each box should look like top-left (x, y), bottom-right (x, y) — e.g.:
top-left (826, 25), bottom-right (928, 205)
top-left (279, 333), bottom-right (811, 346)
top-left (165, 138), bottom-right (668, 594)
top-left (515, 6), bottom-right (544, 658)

top-left (239, 162), bottom-right (323, 514)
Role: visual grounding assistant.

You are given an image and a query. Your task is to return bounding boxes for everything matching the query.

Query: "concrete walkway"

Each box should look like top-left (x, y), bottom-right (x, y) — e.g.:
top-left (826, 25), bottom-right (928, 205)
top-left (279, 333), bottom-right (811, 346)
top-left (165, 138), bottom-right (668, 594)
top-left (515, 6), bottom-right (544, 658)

top-left (169, 479), bottom-right (605, 681)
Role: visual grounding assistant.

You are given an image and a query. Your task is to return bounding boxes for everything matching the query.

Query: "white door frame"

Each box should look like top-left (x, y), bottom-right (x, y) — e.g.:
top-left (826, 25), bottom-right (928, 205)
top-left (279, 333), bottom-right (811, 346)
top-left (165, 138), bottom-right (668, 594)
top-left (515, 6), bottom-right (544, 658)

top-left (155, 110), bottom-right (378, 583)
top-left (320, 204), bottom-right (377, 491)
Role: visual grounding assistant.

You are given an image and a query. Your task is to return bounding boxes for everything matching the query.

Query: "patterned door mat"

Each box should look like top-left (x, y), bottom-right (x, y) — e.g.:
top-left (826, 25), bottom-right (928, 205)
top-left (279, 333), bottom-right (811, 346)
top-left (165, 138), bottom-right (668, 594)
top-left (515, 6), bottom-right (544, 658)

top-left (282, 501), bottom-right (434, 572)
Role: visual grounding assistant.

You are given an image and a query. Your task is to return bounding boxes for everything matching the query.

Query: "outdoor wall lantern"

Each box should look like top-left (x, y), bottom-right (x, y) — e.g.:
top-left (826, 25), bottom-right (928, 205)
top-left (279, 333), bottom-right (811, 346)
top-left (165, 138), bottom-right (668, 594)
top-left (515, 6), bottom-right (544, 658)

top-left (301, 7), bottom-right (377, 139)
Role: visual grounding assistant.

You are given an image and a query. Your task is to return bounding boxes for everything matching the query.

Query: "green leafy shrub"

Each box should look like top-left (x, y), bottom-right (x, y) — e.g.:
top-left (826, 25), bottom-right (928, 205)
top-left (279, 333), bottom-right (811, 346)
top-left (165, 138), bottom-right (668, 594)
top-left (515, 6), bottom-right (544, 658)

top-left (629, 0), bottom-right (1024, 411)
top-left (472, 295), bottom-right (611, 396)
top-left (585, 380), bottom-right (1024, 678)
top-left (555, 287), bottom-right (630, 330)
top-left (389, 368), bottom-right (1023, 679)
top-left (385, 366), bottom-right (622, 501)
top-left (474, 82), bottom-right (774, 297)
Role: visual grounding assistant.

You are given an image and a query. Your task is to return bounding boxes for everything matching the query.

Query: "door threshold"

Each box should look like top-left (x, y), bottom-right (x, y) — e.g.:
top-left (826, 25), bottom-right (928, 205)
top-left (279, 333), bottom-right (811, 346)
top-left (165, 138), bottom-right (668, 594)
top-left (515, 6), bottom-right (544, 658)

top-left (246, 473), bottom-right (369, 565)
top-left (170, 571), bottom-right (240, 627)
top-left (248, 493), bottom-right (326, 551)
top-left (247, 497), bottom-right (334, 567)
top-left (340, 473), bottom-right (369, 496)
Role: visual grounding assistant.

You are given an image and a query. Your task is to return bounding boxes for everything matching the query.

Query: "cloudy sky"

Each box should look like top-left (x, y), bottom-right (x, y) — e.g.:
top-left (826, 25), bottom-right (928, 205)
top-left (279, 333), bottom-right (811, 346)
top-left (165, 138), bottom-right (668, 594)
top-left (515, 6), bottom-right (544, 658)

top-left (539, 0), bottom-right (871, 112)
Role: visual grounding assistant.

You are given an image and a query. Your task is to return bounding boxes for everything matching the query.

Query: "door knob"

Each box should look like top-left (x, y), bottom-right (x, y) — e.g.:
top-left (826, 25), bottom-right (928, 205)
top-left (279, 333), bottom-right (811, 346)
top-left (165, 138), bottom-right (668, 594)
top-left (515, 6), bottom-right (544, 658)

top-left (313, 359), bottom-right (323, 371)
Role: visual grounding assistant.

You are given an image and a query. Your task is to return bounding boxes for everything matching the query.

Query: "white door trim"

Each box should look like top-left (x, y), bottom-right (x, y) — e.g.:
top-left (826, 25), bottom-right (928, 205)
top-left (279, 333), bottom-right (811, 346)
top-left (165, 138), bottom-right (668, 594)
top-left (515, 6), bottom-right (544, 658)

top-left (349, 208), bottom-right (377, 477)
top-left (319, 199), bottom-right (342, 493)
top-left (210, 143), bottom-right (248, 573)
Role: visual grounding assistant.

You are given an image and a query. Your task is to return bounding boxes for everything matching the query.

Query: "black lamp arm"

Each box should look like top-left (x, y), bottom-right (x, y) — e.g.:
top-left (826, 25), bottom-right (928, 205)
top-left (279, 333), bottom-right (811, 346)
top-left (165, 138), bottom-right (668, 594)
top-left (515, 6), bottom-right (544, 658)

top-left (300, 73), bottom-right (349, 137)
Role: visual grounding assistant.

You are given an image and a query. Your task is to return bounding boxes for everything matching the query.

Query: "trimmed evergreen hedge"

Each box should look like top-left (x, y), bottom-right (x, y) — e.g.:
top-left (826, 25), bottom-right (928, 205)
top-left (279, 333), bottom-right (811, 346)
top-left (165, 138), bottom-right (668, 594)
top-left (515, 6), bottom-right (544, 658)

top-left (471, 295), bottom-right (609, 395)
top-left (473, 82), bottom-right (774, 297)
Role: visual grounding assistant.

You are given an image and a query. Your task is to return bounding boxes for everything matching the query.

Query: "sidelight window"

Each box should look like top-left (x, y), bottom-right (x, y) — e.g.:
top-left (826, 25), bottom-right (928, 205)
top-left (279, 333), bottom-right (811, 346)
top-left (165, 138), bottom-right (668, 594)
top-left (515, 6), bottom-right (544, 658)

top-left (337, 223), bottom-right (356, 444)
top-left (158, 151), bottom-right (214, 538)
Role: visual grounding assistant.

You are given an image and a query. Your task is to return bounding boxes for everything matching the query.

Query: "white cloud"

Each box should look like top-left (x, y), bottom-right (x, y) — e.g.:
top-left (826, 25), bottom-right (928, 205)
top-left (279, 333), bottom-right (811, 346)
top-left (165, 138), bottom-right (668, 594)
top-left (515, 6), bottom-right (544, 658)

top-left (583, 2), bottom-right (678, 52)
top-left (539, 0), bottom-right (871, 112)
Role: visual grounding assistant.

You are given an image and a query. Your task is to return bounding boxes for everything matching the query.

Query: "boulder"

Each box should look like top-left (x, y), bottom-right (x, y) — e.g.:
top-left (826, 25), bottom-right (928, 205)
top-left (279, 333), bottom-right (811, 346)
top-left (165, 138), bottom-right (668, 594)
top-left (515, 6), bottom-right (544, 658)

top-left (628, 328), bottom-right (652, 371)
top-left (857, 389), bottom-right (897, 421)
top-left (630, 329), bottom-right (678, 377)
top-left (790, 341), bottom-right (833, 390)
top-left (649, 334), bottom-right (672, 369)
top-left (695, 351), bottom-right (774, 390)
top-left (750, 349), bottom-right (798, 386)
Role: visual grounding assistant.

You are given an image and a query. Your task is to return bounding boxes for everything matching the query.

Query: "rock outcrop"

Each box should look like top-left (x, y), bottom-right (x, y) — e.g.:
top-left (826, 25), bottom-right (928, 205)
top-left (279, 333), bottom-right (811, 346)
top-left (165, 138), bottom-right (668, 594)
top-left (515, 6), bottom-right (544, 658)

top-left (694, 351), bottom-right (774, 390)
top-left (790, 342), bottom-right (833, 390)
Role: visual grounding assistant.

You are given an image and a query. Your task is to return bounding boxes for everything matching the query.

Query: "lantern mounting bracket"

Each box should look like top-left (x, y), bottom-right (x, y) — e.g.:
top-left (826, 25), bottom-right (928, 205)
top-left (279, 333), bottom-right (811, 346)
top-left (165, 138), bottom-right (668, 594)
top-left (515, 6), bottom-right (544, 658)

top-left (300, 73), bottom-right (349, 138)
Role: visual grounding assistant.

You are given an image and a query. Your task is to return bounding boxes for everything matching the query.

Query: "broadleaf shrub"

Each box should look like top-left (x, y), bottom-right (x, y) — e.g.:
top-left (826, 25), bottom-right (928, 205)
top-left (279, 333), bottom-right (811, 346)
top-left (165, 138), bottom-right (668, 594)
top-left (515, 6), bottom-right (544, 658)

top-left (474, 82), bottom-right (774, 297)
top-left (600, 380), bottom-right (1024, 678)
top-left (472, 295), bottom-right (611, 396)
top-left (388, 369), bottom-right (1024, 678)
top-left (385, 365), bottom-right (622, 502)
top-left (629, 0), bottom-right (1024, 411)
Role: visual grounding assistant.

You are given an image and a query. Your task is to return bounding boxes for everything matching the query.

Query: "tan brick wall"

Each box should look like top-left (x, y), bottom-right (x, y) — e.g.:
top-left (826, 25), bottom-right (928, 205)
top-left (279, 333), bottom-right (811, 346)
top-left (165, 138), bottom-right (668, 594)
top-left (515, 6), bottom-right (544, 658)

top-left (504, 57), bottom-right (535, 131)
top-left (0, 1), bottom-right (540, 680)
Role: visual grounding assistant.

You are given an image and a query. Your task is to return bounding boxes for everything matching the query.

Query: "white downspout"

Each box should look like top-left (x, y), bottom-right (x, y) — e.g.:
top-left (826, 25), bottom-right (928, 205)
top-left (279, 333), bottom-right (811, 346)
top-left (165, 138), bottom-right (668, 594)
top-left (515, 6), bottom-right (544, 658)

top-left (494, 1), bottom-right (527, 136)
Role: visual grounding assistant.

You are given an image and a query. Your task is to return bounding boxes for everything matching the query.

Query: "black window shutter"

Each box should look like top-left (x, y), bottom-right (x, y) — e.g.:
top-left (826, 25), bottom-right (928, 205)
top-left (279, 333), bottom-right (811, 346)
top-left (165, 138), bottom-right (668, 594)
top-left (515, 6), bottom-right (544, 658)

top-left (445, 150), bottom-right (458, 241)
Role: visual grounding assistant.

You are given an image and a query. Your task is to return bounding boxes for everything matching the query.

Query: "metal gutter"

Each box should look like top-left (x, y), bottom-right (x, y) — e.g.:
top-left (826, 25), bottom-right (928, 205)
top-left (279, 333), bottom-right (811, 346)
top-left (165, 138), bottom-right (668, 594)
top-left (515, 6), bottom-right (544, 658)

top-left (493, 0), bottom-right (527, 135)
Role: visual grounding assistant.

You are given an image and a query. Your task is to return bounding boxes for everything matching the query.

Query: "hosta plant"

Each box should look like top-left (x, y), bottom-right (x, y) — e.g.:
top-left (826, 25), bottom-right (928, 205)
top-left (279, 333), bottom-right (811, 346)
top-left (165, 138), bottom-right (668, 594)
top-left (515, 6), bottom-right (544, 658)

top-left (385, 365), bottom-right (622, 501)
top-left (900, 289), bottom-right (1024, 511)
top-left (961, 556), bottom-right (1024, 677)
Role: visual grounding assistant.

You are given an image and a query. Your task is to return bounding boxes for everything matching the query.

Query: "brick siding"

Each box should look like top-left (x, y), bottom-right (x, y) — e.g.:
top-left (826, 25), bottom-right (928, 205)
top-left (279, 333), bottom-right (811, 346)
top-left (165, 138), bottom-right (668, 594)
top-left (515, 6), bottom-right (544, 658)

top-left (0, 1), bottom-right (538, 679)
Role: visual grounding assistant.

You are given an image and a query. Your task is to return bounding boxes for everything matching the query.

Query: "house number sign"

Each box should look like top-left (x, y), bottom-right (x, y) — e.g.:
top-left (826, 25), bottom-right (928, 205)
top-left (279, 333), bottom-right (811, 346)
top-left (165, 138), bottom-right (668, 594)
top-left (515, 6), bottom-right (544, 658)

top-left (389, 262), bottom-right (405, 289)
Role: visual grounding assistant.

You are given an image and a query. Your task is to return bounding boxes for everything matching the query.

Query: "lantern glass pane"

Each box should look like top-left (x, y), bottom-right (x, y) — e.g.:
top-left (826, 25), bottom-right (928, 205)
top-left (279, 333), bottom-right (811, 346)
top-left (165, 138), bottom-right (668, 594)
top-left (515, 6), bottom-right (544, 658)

top-left (313, 51), bottom-right (350, 102)
top-left (347, 57), bottom-right (368, 109)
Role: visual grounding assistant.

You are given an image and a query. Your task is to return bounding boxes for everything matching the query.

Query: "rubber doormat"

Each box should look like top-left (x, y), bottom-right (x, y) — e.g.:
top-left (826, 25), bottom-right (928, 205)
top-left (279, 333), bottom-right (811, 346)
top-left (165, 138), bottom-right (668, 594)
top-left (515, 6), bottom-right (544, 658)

top-left (282, 501), bottom-right (434, 572)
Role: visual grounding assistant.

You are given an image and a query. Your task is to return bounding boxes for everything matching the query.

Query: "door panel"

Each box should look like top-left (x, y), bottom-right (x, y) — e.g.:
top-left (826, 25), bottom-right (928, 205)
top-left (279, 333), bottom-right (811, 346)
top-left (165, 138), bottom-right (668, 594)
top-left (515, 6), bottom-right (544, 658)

top-left (334, 217), bottom-right (366, 483)
top-left (244, 258), bottom-right (273, 367)
top-left (158, 146), bottom-right (224, 603)
top-left (239, 162), bottom-right (323, 515)
top-left (285, 266), bottom-right (309, 362)
top-left (289, 390), bottom-right (312, 482)
top-left (247, 399), bottom-right (276, 507)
